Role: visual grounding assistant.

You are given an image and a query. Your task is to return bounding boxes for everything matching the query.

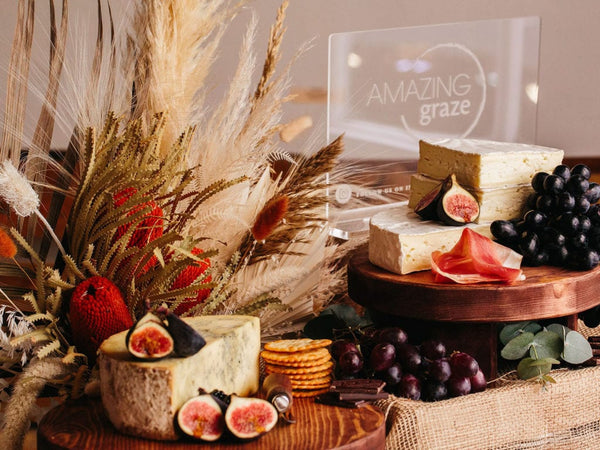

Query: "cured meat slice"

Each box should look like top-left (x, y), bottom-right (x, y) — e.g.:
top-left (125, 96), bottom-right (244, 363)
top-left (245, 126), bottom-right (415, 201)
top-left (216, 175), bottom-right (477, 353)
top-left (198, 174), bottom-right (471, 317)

top-left (431, 228), bottom-right (525, 284)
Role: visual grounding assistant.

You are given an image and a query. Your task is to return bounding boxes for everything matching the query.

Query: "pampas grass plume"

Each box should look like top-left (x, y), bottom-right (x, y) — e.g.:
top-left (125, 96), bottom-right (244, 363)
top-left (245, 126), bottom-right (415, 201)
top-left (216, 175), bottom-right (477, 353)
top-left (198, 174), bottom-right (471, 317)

top-left (0, 160), bottom-right (39, 217)
top-left (251, 195), bottom-right (289, 241)
top-left (0, 228), bottom-right (17, 259)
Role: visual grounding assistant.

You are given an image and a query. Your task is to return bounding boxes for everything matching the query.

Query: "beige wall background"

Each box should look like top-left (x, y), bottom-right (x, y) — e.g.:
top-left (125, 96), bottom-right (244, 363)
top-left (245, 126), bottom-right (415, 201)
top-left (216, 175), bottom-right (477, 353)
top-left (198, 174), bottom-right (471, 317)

top-left (0, 0), bottom-right (598, 157)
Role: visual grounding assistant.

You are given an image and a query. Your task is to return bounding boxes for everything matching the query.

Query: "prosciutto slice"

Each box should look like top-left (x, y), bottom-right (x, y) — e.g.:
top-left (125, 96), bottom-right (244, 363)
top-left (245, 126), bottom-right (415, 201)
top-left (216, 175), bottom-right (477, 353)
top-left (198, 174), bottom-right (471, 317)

top-left (431, 228), bottom-right (525, 284)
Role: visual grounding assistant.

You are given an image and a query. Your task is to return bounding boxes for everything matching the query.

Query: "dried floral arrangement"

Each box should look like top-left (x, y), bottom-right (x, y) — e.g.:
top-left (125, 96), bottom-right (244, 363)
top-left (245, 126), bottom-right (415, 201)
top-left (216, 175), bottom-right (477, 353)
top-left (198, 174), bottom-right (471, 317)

top-left (0, 0), bottom-right (359, 446)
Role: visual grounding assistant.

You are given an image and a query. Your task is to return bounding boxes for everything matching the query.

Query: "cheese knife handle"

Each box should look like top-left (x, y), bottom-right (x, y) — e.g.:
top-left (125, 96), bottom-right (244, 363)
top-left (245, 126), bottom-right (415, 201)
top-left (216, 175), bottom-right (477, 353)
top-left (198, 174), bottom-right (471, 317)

top-left (263, 373), bottom-right (295, 424)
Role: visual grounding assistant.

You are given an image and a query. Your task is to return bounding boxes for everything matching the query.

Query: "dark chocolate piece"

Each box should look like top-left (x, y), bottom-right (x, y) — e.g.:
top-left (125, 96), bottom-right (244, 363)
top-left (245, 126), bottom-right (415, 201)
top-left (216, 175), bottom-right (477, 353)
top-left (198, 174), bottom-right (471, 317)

top-left (314, 392), bottom-right (366, 409)
top-left (337, 391), bottom-right (389, 401)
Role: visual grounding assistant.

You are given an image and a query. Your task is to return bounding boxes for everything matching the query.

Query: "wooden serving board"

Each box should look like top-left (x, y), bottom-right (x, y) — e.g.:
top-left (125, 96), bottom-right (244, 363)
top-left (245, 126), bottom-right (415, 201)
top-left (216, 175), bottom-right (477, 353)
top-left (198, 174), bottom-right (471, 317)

top-left (348, 245), bottom-right (600, 323)
top-left (37, 397), bottom-right (385, 450)
top-left (347, 245), bottom-right (600, 378)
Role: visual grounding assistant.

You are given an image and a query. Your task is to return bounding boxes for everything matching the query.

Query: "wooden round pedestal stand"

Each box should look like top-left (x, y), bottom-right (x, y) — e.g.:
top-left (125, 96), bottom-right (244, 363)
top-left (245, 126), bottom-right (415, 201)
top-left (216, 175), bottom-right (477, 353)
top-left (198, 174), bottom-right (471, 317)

top-left (348, 245), bottom-right (600, 379)
top-left (37, 397), bottom-right (385, 449)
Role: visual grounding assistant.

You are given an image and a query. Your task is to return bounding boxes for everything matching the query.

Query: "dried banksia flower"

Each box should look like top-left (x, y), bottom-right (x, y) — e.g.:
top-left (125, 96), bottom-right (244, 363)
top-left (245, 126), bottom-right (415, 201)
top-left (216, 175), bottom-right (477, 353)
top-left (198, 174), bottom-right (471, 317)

top-left (251, 195), bottom-right (289, 241)
top-left (0, 228), bottom-right (17, 258)
top-left (0, 160), bottom-right (39, 217)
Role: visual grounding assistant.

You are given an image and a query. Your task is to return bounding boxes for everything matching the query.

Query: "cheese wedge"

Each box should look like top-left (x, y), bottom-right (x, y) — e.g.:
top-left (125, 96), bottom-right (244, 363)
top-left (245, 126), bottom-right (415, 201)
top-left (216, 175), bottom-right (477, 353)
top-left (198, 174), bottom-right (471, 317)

top-left (408, 173), bottom-right (533, 223)
top-left (368, 205), bottom-right (493, 275)
top-left (99, 315), bottom-right (260, 440)
top-left (417, 139), bottom-right (564, 189)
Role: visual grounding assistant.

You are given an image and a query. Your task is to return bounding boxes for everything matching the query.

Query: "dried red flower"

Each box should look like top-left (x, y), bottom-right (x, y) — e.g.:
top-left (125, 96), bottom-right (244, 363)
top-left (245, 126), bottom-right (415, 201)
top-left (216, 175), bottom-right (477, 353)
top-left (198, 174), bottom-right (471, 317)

top-left (0, 228), bottom-right (17, 259)
top-left (251, 195), bottom-right (289, 241)
top-left (170, 247), bottom-right (212, 316)
top-left (69, 276), bottom-right (133, 362)
top-left (113, 187), bottom-right (164, 273)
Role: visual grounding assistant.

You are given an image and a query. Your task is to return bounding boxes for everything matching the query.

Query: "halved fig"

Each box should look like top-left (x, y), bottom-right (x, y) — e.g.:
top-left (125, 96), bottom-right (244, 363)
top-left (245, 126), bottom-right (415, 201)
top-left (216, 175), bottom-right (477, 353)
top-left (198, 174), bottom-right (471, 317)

top-left (126, 320), bottom-right (174, 360)
top-left (165, 311), bottom-right (206, 357)
top-left (414, 180), bottom-right (444, 220)
top-left (177, 394), bottom-right (225, 441)
top-left (436, 174), bottom-right (480, 226)
top-left (224, 395), bottom-right (278, 439)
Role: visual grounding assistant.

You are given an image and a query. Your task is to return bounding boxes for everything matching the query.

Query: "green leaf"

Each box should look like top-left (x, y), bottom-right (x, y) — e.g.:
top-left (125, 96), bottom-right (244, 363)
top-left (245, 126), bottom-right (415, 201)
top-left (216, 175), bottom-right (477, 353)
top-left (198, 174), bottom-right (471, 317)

top-left (517, 357), bottom-right (552, 380)
top-left (359, 309), bottom-right (374, 328)
top-left (529, 331), bottom-right (562, 360)
top-left (546, 323), bottom-right (570, 340)
top-left (326, 304), bottom-right (363, 328)
top-left (562, 330), bottom-right (593, 364)
top-left (528, 357), bottom-right (560, 366)
top-left (499, 321), bottom-right (542, 345)
top-left (501, 332), bottom-right (534, 360)
top-left (542, 374), bottom-right (557, 384)
top-left (303, 314), bottom-right (345, 339)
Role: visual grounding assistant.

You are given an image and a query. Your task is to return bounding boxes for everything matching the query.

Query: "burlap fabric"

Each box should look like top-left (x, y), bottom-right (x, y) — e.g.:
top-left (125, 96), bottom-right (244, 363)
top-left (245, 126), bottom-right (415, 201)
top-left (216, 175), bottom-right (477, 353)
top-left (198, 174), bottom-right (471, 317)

top-left (373, 319), bottom-right (600, 450)
top-left (375, 366), bottom-right (600, 449)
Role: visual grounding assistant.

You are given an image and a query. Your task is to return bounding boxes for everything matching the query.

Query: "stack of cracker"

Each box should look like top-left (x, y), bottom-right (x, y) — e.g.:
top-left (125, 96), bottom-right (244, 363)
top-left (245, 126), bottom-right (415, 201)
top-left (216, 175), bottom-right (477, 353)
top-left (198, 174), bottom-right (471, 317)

top-left (261, 339), bottom-right (333, 398)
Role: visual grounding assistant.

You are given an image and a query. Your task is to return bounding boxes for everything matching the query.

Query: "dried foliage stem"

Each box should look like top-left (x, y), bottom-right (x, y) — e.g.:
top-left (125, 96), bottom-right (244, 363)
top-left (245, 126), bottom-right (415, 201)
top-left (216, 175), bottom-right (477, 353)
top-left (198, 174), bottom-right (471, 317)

top-left (0, 358), bottom-right (70, 450)
top-left (1, 0), bottom-right (35, 165)
top-left (25, 0), bottom-right (69, 181)
top-left (252, 0), bottom-right (288, 105)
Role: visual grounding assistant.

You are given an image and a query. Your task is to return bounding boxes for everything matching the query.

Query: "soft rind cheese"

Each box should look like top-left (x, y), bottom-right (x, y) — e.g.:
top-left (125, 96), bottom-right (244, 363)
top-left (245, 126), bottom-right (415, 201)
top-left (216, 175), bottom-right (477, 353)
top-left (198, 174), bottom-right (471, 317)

top-left (369, 205), bottom-right (492, 275)
top-left (418, 139), bottom-right (564, 188)
top-left (99, 315), bottom-right (260, 441)
top-left (408, 173), bottom-right (533, 223)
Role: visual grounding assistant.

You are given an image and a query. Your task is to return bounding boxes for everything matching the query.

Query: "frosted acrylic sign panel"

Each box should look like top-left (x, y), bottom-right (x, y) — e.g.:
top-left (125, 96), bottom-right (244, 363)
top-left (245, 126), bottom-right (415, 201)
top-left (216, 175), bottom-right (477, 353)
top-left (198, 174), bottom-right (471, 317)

top-left (327, 17), bottom-right (540, 236)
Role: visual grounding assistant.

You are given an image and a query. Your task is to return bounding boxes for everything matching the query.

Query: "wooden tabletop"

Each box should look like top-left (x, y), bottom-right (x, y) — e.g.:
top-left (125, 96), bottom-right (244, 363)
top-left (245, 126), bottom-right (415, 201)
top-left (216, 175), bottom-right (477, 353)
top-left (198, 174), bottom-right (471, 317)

top-left (348, 245), bottom-right (600, 323)
top-left (37, 397), bottom-right (385, 450)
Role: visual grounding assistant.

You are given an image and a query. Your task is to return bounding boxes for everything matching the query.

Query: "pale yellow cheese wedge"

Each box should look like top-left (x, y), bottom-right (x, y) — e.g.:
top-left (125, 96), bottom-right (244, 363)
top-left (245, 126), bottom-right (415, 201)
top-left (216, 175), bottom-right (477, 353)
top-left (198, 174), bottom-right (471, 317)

top-left (418, 139), bottom-right (563, 189)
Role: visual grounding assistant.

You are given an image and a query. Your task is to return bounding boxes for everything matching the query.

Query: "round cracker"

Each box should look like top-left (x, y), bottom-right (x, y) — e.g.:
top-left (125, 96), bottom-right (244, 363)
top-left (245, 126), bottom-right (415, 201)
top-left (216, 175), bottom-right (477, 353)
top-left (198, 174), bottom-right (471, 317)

top-left (285, 370), bottom-right (332, 381)
top-left (290, 377), bottom-right (331, 389)
top-left (292, 387), bottom-right (330, 398)
top-left (260, 347), bottom-right (330, 364)
top-left (265, 360), bottom-right (333, 375)
top-left (264, 338), bottom-right (332, 353)
top-left (262, 354), bottom-right (331, 368)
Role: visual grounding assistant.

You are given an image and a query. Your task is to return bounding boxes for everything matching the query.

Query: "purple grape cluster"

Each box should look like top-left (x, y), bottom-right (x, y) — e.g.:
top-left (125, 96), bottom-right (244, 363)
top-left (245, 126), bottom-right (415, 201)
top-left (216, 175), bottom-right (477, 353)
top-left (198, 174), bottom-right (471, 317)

top-left (491, 164), bottom-right (600, 270)
top-left (331, 327), bottom-right (486, 402)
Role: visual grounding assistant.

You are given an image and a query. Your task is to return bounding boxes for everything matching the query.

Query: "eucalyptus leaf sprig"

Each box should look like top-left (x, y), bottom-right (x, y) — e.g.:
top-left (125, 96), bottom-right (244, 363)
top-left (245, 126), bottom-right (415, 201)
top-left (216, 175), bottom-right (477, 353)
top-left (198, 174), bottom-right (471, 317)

top-left (500, 321), bottom-right (593, 385)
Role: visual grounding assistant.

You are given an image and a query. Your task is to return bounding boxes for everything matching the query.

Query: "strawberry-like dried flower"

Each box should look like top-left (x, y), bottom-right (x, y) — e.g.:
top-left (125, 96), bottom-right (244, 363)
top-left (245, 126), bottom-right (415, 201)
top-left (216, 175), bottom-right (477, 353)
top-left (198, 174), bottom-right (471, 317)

top-left (0, 228), bottom-right (17, 259)
top-left (69, 276), bottom-right (134, 362)
top-left (113, 187), bottom-right (164, 273)
top-left (171, 248), bottom-right (212, 316)
top-left (251, 195), bottom-right (289, 241)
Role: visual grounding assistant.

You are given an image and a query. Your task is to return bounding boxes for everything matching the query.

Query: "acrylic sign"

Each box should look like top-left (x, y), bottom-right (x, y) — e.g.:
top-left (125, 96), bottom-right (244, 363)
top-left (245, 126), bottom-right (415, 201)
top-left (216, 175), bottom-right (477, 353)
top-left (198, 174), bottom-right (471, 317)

top-left (327, 17), bottom-right (540, 237)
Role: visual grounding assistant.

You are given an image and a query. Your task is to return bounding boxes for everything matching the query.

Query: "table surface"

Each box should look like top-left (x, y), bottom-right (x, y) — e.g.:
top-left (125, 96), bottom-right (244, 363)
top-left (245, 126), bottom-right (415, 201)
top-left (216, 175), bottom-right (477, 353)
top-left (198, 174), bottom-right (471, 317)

top-left (37, 397), bottom-right (386, 450)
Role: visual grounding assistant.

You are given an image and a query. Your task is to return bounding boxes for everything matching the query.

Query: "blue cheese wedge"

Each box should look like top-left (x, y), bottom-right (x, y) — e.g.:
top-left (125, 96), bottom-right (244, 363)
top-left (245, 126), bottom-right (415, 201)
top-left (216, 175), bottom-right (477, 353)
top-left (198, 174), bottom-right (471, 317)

top-left (408, 173), bottom-right (533, 223)
top-left (418, 139), bottom-right (564, 189)
top-left (99, 315), bottom-right (260, 441)
top-left (368, 205), bottom-right (493, 275)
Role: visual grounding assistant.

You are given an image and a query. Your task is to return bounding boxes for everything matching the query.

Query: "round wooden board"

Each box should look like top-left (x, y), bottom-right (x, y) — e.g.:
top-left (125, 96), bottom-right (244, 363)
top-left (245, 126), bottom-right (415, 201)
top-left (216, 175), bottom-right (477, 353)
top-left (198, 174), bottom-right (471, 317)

top-left (348, 245), bottom-right (600, 323)
top-left (37, 397), bottom-right (385, 450)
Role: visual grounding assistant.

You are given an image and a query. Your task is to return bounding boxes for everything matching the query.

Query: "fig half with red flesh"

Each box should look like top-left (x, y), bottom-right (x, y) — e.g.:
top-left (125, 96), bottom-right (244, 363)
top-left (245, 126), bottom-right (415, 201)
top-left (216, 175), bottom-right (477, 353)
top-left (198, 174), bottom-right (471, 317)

top-left (177, 394), bottom-right (225, 441)
top-left (126, 313), bottom-right (174, 360)
top-left (436, 174), bottom-right (480, 226)
top-left (224, 395), bottom-right (278, 439)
